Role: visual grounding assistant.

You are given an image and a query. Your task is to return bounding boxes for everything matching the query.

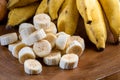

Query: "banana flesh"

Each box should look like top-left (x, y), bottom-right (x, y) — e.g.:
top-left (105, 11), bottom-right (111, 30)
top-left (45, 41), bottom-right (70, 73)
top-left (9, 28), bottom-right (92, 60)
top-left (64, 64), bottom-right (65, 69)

top-left (0, 33), bottom-right (18, 46)
top-left (43, 50), bottom-right (61, 66)
top-left (76, 0), bottom-right (107, 50)
top-left (59, 53), bottom-right (79, 69)
top-left (33, 40), bottom-right (52, 57)
top-left (99, 0), bottom-right (120, 44)
top-left (24, 59), bottom-right (42, 75)
top-left (18, 47), bottom-right (36, 64)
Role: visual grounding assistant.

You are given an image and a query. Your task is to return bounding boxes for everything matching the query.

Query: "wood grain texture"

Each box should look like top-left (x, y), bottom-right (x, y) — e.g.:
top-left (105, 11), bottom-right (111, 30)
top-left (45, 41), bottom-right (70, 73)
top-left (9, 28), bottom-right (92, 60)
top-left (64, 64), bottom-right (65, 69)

top-left (0, 16), bottom-right (120, 80)
top-left (101, 72), bottom-right (120, 80)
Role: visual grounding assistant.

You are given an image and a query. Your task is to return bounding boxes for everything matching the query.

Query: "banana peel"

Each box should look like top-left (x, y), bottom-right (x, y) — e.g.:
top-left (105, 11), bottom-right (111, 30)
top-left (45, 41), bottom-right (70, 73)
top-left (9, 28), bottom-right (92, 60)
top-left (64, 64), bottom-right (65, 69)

top-left (99, 0), bottom-right (120, 44)
top-left (36, 0), bottom-right (48, 14)
top-left (49, 0), bottom-right (64, 20)
top-left (57, 0), bottom-right (79, 35)
top-left (76, 0), bottom-right (107, 50)
top-left (7, 0), bottom-right (38, 10)
top-left (6, 2), bottom-right (39, 28)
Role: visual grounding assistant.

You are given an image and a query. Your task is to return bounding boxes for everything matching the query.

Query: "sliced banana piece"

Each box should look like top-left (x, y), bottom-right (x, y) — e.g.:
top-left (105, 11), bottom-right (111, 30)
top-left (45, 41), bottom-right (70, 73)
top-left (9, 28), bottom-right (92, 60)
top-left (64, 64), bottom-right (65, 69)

top-left (33, 40), bottom-right (52, 57)
top-left (45, 22), bottom-right (57, 34)
top-left (0, 33), bottom-right (18, 46)
top-left (43, 50), bottom-right (61, 66)
top-left (66, 40), bottom-right (83, 56)
top-left (55, 34), bottom-right (70, 50)
top-left (19, 23), bottom-right (35, 33)
top-left (33, 13), bottom-right (51, 30)
top-left (11, 41), bottom-right (26, 58)
top-left (22, 29), bottom-right (46, 46)
top-left (56, 32), bottom-right (70, 37)
top-left (44, 33), bottom-right (57, 48)
top-left (8, 41), bottom-right (20, 52)
top-left (19, 23), bottom-right (35, 40)
top-left (59, 53), bottom-right (79, 69)
top-left (18, 47), bottom-right (36, 64)
top-left (24, 59), bottom-right (42, 75)
top-left (18, 35), bottom-right (22, 40)
top-left (67, 36), bottom-right (85, 51)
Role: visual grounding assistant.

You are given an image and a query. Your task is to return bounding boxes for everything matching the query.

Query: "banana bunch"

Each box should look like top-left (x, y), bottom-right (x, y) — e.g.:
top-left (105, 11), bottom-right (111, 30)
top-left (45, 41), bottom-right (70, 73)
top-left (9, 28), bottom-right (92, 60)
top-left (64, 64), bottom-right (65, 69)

top-left (0, 14), bottom-right (85, 74)
top-left (5, 0), bottom-right (120, 50)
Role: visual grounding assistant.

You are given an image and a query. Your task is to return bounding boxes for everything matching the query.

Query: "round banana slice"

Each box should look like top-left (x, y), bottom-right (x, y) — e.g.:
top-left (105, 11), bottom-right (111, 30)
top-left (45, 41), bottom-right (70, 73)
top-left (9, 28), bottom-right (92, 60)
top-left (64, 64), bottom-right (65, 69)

top-left (59, 53), bottom-right (79, 69)
top-left (44, 33), bottom-right (57, 48)
top-left (22, 29), bottom-right (46, 46)
top-left (19, 23), bottom-right (35, 40)
top-left (56, 32), bottom-right (70, 37)
top-left (0, 32), bottom-right (18, 46)
top-left (45, 22), bottom-right (57, 34)
top-left (43, 50), bottom-right (61, 66)
top-left (67, 36), bottom-right (85, 51)
top-left (24, 59), bottom-right (42, 75)
top-left (33, 40), bottom-right (52, 57)
top-left (33, 13), bottom-right (51, 30)
top-left (66, 40), bottom-right (83, 56)
top-left (11, 41), bottom-right (26, 58)
top-left (19, 23), bottom-right (35, 33)
top-left (18, 47), bottom-right (36, 64)
top-left (8, 41), bottom-right (20, 52)
top-left (55, 34), bottom-right (70, 50)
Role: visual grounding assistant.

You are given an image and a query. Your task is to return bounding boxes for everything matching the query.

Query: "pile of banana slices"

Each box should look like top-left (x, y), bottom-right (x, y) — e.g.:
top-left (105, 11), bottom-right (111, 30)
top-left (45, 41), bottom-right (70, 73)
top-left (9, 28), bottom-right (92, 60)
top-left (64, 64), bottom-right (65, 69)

top-left (0, 13), bottom-right (85, 75)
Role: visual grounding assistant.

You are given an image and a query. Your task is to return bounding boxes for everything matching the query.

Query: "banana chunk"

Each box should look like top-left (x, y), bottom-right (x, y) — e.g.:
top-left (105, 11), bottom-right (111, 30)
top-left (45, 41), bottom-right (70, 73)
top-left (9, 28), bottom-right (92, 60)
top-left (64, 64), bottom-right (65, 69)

top-left (56, 32), bottom-right (70, 37)
top-left (0, 33), bottom-right (18, 46)
top-left (24, 59), bottom-right (42, 75)
top-left (19, 23), bottom-right (35, 40)
top-left (67, 36), bottom-right (85, 51)
top-left (55, 34), bottom-right (70, 50)
top-left (19, 23), bottom-right (35, 33)
top-left (11, 41), bottom-right (26, 58)
top-left (33, 40), bottom-right (52, 57)
top-left (22, 29), bottom-right (46, 46)
top-left (18, 47), bottom-right (36, 64)
top-left (8, 41), bottom-right (20, 52)
top-left (43, 50), bottom-right (61, 66)
top-left (66, 40), bottom-right (83, 56)
top-left (44, 33), bottom-right (57, 48)
top-left (45, 22), bottom-right (57, 34)
top-left (59, 53), bottom-right (79, 69)
top-left (33, 13), bottom-right (51, 30)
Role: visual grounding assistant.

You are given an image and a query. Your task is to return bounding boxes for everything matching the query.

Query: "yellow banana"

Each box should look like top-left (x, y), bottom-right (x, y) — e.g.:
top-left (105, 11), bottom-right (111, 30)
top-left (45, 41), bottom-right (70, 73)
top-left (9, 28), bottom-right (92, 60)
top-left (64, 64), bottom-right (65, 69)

top-left (7, 0), bottom-right (38, 10)
top-left (76, 0), bottom-right (107, 50)
top-left (99, 0), bottom-right (120, 44)
top-left (49, 0), bottom-right (64, 20)
top-left (36, 0), bottom-right (49, 14)
top-left (6, 2), bottom-right (39, 28)
top-left (57, 0), bottom-right (79, 35)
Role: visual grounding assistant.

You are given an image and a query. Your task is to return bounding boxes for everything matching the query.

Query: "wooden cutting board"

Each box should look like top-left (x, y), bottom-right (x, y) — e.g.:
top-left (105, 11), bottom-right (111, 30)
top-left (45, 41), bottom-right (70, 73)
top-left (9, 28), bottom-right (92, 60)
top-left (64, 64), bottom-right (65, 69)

top-left (0, 16), bottom-right (120, 80)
